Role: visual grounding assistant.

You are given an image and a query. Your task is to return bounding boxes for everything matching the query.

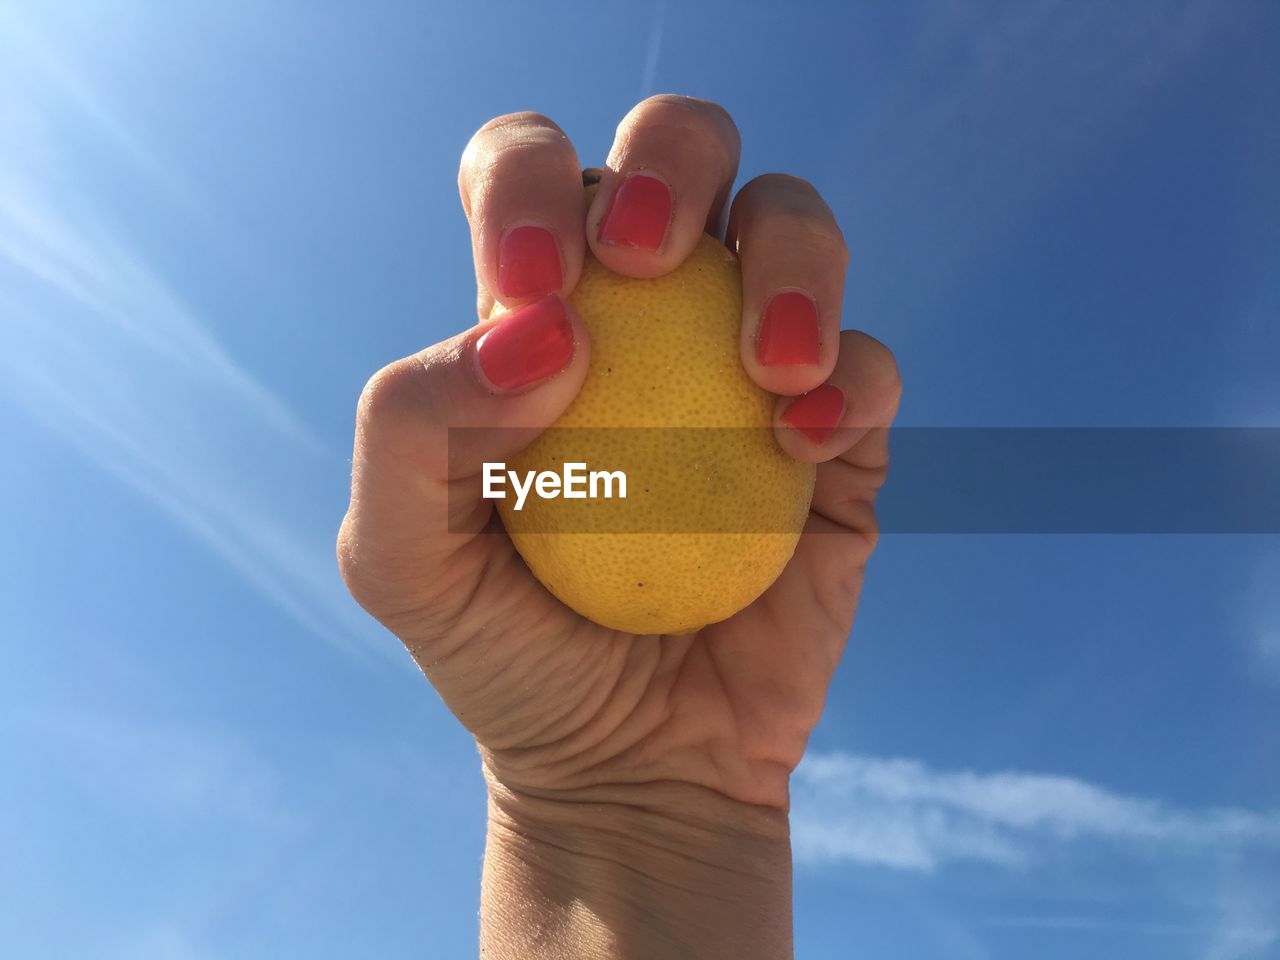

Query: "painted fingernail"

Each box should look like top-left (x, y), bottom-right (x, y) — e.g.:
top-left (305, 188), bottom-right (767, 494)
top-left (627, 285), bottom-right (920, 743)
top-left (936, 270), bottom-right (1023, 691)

top-left (498, 225), bottom-right (563, 300)
top-left (781, 384), bottom-right (845, 444)
top-left (476, 295), bottom-right (574, 390)
top-left (597, 173), bottom-right (671, 251)
top-left (757, 292), bottom-right (820, 366)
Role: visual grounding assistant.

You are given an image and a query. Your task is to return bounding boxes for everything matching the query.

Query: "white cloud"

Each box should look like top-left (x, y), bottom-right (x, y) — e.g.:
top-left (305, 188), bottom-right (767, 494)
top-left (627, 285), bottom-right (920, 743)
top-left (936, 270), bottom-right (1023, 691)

top-left (792, 752), bottom-right (1280, 872)
top-left (982, 913), bottom-right (1279, 959)
top-left (795, 753), bottom-right (1280, 954)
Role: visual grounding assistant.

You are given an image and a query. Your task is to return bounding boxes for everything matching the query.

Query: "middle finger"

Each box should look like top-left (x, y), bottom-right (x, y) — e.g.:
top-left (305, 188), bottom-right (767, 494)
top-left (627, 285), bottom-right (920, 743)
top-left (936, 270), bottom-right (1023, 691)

top-left (586, 94), bottom-right (741, 278)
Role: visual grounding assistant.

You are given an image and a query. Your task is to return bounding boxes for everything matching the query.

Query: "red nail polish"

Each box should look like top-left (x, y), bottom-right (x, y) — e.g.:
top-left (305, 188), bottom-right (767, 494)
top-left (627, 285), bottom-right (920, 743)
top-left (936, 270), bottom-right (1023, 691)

top-left (781, 384), bottom-right (845, 444)
top-left (757, 292), bottom-right (821, 366)
top-left (597, 174), bottom-right (671, 251)
top-left (498, 225), bottom-right (563, 299)
top-left (476, 296), bottom-right (574, 390)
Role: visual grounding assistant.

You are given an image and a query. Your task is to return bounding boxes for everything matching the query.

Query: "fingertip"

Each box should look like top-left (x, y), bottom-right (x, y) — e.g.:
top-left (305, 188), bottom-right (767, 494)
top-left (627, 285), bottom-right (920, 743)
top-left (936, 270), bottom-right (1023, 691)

top-left (771, 329), bottom-right (902, 462)
top-left (729, 175), bottom-right (848, 396)
top-left (490, 214), bottom-right (586, 309)
top-left (741, 313), bottom-right (838, 397)
top-left (496, 222), bottom-right (567, 302)
top-left (459, 112), bottom-right (586, 310)
top-left (585, 169), bottom-right (682, 278)
top-left (773, 384), bottom-right (866, 463)
top-left (474, 295), bottom-right (590, 396)
top-left (585, 96), bottom-right (741, 278)
top-left (851, 330), bottom-right (904, 418)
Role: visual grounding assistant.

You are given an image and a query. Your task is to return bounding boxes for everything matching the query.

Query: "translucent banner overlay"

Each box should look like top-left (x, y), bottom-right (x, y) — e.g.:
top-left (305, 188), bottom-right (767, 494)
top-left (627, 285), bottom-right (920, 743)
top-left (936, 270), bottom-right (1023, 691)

top-left (449, 428), bottom-right (1280, 534)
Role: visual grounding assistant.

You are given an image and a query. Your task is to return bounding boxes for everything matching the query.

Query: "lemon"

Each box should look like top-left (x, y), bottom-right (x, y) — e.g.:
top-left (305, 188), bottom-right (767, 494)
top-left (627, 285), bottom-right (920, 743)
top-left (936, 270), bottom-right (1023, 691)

top-left (496, 220), bottom-right (815, 635)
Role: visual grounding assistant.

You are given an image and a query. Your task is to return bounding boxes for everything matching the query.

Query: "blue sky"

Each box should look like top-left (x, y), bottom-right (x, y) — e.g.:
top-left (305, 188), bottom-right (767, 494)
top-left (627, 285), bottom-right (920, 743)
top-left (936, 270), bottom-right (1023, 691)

top-left (1, 1), bottom-right (1277, 957)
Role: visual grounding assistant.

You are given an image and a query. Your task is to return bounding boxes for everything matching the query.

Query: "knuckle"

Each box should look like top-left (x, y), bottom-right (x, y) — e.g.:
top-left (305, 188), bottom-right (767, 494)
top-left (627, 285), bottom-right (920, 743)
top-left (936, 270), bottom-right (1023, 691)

top-left (337, 515), bottom-right (477, 642)
top-left (738, 174), bottom-right (848, 262)
top-left (335, 522), bottom-right (398, 621)
top-left (741, 172), bottom-right (821, 205)
top-left (335, 517), bottom-right (364, 598)
top-left (356, 356), bottom-right (428, 436)
top-left (755, 171), bottom-right (818, 194)
top-left (483, 133), bottom-right (576, 184)
top-left (874, 343), bottom-right (903, 402)
top-left (833, 228), bottom-right (852, 269)
top-left (621, 95), bottom-right (740, 161)
top-left (335, 516), bottom-right (383, 615)
top-left (483, 113), bottom-right (572, 155)
top-left (460, 112), bottom-right (574, 203)
top-left (478, 110), bottom-right (562, 137)
top-left (636, 94), bottom-right (738, 134)
top-left (814, 216), bottom-right (850, 268)
top-left (851, 513), bottom-right (881, 564)
top-left (756, 207), bottom-right (848, 262)
top-left (854, 333), bottom-right (903, 408)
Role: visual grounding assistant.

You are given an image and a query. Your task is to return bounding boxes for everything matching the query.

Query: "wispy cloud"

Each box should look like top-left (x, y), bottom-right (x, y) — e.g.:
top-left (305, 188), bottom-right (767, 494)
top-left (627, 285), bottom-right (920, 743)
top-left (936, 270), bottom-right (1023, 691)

top-left (638, 0), bottom-right (665, 100)
top-left (1203, 882), bottom-right (1280, 960)
top-left (793, 752), bottom-right (1280, 872)
top-left (0, 6), bottom-right (208, 219)
top-left (0, 13), bottom-right (382, 659)
top-left (982, 911), bottom-right (1279, 960)
top-left (795, 752), bottom-right (1280, 955)
top-left (1244, 550), bottom-right (1280, 685)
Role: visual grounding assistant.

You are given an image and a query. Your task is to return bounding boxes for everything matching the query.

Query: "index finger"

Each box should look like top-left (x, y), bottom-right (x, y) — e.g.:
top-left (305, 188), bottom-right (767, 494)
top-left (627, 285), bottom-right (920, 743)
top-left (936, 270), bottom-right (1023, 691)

top-left (458, 112), bottom-right (585, 318)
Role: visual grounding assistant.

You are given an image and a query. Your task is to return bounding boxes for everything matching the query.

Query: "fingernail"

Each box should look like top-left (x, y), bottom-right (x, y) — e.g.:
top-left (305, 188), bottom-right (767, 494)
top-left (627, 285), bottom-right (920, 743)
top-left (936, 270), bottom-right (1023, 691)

top-left (757, 291), bottom-right (821, 366)
top-left (476, 296), bottom-right (574, 390)
top-left (781, 384), bottom-right (845, 444)
top-left (597, 173), bottom-right (671, 251)
top-left (498, 224), bottom-right (563, 300)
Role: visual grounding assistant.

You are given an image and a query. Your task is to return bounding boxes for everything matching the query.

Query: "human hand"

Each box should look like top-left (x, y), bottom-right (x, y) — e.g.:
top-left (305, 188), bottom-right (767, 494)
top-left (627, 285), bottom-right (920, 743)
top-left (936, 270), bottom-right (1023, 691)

top-left (337, 95), bottom-right (901, 959)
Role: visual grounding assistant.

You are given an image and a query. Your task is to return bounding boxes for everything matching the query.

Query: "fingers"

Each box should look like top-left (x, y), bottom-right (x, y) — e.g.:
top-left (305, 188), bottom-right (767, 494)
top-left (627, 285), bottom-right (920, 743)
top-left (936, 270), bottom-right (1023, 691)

top-left (337, 296), bottom-right (590, 618)
top-left (788, 330), bottom-right (898, 614)
top-left (765, 335), bottom-right (900, 647)
top-left (459, 113), bottom-right (585, 316)
top-left (728, 174), bottom-right (849, 397)
top-left (586, 95), bottom-right (741, 278)
top-left (772, 329), bottom-right (901, 463)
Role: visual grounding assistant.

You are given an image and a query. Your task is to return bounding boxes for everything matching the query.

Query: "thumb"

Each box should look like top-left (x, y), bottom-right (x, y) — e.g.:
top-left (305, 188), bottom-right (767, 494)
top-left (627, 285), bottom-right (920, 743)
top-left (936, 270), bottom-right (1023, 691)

top-left (337, 294), bottom-right (589, 621)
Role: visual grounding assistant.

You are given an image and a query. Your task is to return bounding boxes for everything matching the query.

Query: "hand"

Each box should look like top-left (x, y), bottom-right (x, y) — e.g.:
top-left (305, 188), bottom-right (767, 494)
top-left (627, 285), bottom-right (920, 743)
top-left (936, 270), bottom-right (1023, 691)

top-left (337, 95), bottom-right (901, 960)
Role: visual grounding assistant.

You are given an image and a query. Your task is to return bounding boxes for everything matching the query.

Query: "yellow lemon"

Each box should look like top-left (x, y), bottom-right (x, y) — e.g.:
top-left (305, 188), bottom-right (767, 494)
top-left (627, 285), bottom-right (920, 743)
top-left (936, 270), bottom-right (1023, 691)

top-left (496, 228), bottom-right (814, 635)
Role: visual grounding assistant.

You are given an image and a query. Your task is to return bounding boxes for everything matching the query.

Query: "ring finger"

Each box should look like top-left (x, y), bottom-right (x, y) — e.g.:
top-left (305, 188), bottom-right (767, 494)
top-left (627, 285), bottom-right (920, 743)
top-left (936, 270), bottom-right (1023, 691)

top-left (727, 174), bottom-right (849, 397)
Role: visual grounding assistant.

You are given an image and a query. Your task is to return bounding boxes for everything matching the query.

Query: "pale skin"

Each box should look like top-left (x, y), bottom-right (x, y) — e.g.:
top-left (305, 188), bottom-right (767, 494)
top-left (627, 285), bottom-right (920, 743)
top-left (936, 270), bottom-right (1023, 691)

top-left (337, 95), bottom-right (902, 958)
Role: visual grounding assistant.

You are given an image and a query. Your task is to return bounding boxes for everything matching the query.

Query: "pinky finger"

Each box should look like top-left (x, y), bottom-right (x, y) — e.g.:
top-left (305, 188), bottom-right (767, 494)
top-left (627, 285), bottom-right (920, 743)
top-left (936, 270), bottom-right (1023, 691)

top-left (772, 329), bottom-right (901, 463)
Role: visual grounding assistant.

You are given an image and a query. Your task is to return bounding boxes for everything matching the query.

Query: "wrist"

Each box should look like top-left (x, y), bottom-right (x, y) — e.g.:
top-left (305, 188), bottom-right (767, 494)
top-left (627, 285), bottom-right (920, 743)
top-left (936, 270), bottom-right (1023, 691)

top-left (481, 767), bottom-right (794, 960)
